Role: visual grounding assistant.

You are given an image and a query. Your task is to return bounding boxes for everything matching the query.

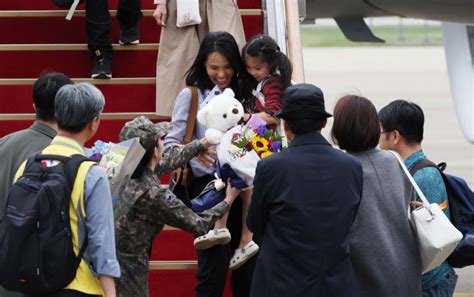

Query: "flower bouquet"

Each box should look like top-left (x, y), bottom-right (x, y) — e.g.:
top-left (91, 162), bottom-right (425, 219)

top-left (87, 138), bottom-right (145, 197)
top-left (217, 114), bottom-right (285, 186)
top-left (191, 115), bottom-right (285, 213)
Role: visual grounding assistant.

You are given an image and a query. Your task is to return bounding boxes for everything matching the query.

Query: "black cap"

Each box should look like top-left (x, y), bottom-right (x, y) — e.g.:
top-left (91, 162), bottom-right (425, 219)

top-left (275, 83), bottom-right (332, 120)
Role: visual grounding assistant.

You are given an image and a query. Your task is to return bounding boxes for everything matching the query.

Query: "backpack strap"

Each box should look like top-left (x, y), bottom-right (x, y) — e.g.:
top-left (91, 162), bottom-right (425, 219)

top-left (409, 159), bottom-right (438, 175)
top-left (62, 155), bottom-right (94, 192)
top-left (183, 86), bottom-right (199, 144)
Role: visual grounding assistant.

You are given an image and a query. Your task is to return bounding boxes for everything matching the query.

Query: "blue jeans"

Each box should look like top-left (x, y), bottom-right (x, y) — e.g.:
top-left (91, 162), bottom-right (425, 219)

top-left (422, 274), bottom-right (458, 297)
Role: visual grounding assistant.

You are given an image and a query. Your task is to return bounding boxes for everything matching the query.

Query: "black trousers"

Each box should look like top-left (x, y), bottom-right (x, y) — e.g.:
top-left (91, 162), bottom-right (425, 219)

top-left (189, 175), bottom-right (257, 297)
top-left (85, 0), bottom-right (143, 55)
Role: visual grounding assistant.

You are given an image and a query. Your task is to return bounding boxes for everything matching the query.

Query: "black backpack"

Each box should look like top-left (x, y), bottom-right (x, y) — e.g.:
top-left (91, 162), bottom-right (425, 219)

top-left (411, 159), bottom-right (474, 268)
top-left (0, 154), bottom-right (92, 294)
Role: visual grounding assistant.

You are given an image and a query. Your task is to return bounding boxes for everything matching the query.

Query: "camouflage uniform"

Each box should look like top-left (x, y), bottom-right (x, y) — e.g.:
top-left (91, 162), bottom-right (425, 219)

top-left (114, 117), bottom-right (230, 297)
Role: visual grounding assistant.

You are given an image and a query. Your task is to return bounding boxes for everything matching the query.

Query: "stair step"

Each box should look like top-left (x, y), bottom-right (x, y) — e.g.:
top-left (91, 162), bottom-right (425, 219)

top-left (0, 77), bottom-right (155, 84)
top-left (0, 49), bottom-right (157, 78)
top-left (0, 119), bottom-right (169, 144)
top-left (0, 83), bottom-right (156, 114)
top-left (151, 230), bottom-right (197, 261)
top-left (0, 43), bottom-right (159, 51)
top-left (0, 113), bottom-right (166, 120)
top-left (149, 270), bottom-right (233, 297)
top-left (0, 0), bottom-right (261, 10)
top-left (149, 261), bottom-right (197, 270)
top-left (149, 270), bottom-right (197, 297)
top-left (0, 14), bottom-right (263, 44)
top-left (0, 9), bottom-right (261, 17)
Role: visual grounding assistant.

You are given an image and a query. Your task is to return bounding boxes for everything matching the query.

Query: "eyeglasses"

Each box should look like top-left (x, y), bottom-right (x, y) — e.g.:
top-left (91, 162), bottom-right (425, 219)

top-left (380, 130), bottom-right (392, 134)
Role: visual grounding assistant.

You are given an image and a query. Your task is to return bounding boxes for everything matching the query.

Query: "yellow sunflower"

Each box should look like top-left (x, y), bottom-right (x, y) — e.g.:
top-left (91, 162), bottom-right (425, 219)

top-left (252, 136), bottom-right (269, 153)
top-left (261, 151), bottom-right (273, 158)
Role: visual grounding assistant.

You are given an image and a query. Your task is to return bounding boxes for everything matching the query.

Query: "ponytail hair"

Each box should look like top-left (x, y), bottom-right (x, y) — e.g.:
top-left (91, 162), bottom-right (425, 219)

top-left (242, 35), bottom-right (293, 88)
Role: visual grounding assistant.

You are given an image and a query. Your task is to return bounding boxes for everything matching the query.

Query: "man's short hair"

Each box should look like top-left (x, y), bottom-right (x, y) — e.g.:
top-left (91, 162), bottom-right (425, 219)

top-left (378, 100), bottom-right (424, 145)
top-left (55, 83), bottom-right (105, 133)
top-left (331, 95), bottom-right (380, 153)
top-left (32, 72), bottom-right (73, 122)
top-left (286, 118), bottom-right (326, 135)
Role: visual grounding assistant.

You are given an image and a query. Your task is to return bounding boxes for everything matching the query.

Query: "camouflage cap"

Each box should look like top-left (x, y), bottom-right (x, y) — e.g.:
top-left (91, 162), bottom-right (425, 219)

top-left (119, 116), bottom-right (171, 148)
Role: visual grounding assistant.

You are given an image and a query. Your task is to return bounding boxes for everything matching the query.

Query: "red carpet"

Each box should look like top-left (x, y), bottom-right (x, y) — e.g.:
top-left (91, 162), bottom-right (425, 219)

top-left (0, 84), bottom-right (156, 113)
top-left (1, 1), bottom-right (262, 296)
top-left (0, 50), bottom-right (157, 78)
top-left (0, 0), bottom-right (262, 10)
top-left (0, 16), bottom-right (263, 44)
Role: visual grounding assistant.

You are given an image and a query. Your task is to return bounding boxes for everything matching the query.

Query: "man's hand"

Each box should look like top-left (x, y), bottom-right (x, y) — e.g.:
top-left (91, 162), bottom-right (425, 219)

top-left (153, 4), bottom-right (168, 26)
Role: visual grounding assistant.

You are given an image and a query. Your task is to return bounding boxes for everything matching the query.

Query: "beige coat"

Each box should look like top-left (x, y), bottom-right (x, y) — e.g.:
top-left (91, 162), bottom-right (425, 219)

top-left (155, 0), bottom-right (245, 117)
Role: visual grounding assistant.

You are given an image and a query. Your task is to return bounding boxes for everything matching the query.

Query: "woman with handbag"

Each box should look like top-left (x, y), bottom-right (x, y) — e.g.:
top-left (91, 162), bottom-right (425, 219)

top-left (164, 31), bottom-right (253, 297)
top-left (114, 116), bottom-right (241, 297)
top-left (331, 95), bottom-right (422, 297)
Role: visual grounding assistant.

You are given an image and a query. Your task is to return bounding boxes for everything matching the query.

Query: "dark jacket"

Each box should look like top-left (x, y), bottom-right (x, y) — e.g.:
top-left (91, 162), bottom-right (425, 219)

top-left (0, 121), bottom-right (56, 218)
top-left (247, 132), bottom-right (363, 297)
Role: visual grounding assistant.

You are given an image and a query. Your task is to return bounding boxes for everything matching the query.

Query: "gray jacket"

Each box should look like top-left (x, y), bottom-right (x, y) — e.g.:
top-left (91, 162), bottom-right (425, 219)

top-left (0, 121), bottom-right (56, 217)
top-left (349, 149), bottom-right (422, 297)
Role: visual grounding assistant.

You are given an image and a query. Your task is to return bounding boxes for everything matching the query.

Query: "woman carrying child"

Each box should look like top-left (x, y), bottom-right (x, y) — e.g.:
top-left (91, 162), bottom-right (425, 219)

top-left (195, 34), bottom-right (293, 270)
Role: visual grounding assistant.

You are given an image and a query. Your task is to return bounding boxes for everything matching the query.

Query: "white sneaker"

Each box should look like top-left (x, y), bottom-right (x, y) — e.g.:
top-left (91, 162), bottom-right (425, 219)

top-left (194, 228), bottom-right (231, 250)
top-left (229, 240), bottom-right (259, 270)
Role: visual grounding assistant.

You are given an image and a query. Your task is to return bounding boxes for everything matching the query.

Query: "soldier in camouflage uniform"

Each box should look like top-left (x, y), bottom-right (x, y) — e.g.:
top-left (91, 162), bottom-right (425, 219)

top-left (114, 116), bottom-right (240, 297)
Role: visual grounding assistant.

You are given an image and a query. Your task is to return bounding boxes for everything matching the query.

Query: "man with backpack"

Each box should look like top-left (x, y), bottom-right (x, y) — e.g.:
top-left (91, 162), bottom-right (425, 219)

top-left (378, 100), bottom-right (458, 296)
top-left (0, 83), bottom-right (120, 296)
top-left (0, 73), bottom-right (73, 297)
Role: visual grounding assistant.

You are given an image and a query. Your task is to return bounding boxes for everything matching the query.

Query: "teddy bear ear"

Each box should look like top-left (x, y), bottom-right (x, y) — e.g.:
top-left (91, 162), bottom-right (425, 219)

top-left (223, 88), bottom-right (235, 98)
top-left (197, 107), bottom-right (208, 125)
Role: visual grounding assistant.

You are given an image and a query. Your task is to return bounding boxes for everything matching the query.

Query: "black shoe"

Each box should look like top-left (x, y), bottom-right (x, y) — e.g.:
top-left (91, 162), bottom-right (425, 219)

top-left (119, 26), bottom-right (140, 45)
top-left (91, 50), bottom-right (112, 79)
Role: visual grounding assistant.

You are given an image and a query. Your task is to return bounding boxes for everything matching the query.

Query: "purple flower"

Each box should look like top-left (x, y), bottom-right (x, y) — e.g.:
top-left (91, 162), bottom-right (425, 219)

top-left (256, 124), bottom-right (268, 137)
top-left (89, 153), bottom-right (103, 162)
top-left (271, 141), bottom-right (282, 151)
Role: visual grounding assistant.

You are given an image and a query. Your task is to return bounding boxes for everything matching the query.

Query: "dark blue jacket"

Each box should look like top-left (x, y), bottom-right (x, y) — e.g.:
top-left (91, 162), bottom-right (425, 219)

top-left (248, 132), bottom-right (363, 297)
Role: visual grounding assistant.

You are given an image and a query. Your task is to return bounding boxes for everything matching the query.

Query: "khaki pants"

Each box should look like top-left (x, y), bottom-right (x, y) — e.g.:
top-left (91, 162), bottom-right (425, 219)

top-left (155, 0), bottom-right (246, 117)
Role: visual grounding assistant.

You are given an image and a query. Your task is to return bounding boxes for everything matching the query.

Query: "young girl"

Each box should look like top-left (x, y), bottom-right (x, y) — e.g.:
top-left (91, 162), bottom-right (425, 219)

top-left (194, 35), bottom-right (293, 270)
top-left (241, 34), bottom-right (293, 127)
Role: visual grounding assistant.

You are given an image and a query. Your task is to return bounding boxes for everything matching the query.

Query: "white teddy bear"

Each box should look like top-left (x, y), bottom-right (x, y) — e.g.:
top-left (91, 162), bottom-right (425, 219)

top-left (197, 88), bottom-right (244, 145)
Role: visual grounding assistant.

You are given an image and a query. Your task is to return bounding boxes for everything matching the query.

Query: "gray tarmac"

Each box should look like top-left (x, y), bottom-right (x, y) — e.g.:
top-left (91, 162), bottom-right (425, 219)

top-left (303, 46), bottom-right (474, 294)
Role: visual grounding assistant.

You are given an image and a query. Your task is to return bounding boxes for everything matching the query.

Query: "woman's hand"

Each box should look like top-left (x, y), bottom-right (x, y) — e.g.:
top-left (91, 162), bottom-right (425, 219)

top-left (224, 180), bottom-right (241, 204)
top-left (153, 4), bottom-right (168, 26)
top-left (195, 146), bottom-right (216, 167)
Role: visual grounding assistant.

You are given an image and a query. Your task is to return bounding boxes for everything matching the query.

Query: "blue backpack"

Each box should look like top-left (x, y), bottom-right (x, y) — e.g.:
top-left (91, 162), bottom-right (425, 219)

top-left (411, 159), bottom-right (474, 268)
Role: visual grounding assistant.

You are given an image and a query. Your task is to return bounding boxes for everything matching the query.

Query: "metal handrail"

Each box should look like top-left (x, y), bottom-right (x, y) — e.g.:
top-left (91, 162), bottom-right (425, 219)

top-left (285, 0), bottom-right (305, 83)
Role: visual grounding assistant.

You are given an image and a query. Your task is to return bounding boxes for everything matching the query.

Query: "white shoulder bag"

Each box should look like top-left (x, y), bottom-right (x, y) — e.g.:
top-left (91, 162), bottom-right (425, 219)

top-left (176, 0), bottom-right (202, 27)
top-left (391, 150), bottom-right (462, 273)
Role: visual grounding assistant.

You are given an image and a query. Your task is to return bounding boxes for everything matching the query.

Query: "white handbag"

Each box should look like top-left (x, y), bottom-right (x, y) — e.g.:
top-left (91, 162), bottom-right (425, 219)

top-left (176, 0), bottom-right (202, 27)
top-left (391, 151), bottom-right (462, 273)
